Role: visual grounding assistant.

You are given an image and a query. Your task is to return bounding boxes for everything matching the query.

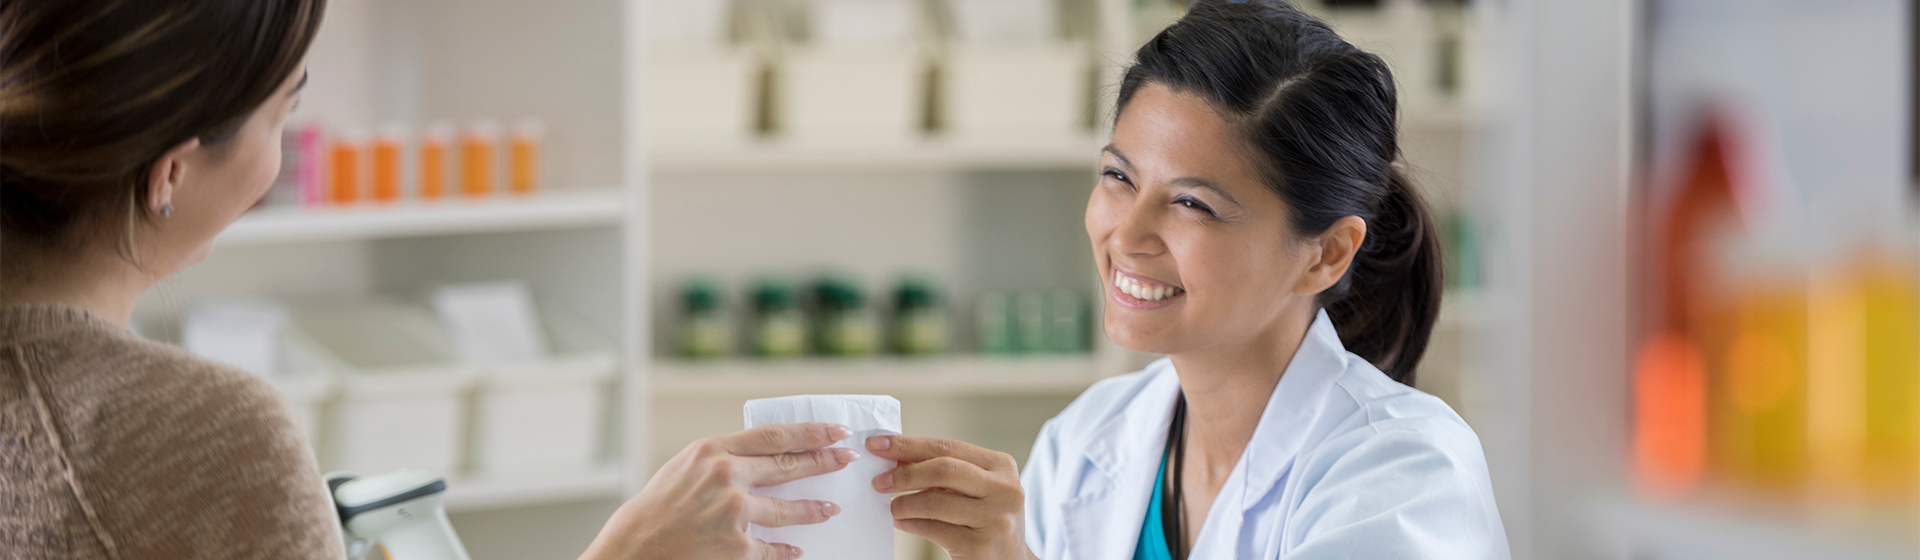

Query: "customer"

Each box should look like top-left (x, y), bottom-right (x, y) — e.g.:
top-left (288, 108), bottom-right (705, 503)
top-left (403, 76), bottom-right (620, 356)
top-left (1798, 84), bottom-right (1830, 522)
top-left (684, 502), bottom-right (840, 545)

top-left (0, 1), bottom-right (844, 559)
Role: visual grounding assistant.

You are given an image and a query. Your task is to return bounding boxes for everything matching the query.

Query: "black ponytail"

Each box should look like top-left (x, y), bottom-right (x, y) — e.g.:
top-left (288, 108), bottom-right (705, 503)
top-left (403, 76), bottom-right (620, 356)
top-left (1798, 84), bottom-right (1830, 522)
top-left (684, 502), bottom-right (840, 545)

top-left (1116, 0), bottom-right (1443, 384)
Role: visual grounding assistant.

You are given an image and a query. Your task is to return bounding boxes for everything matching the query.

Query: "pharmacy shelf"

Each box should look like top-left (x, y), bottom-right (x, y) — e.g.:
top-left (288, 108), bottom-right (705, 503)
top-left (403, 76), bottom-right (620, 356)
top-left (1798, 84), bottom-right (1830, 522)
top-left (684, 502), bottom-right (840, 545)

top-left (652, 355), bottom-right (1106, 398)
top-left (444, 466), bottom-right (627, 513)
top-left (650, 135), bottom-right (1107, 174)
top-left (1594, 498), bottom-right (1920, 560)
top-left (217, 189), bottom-right (626, 246)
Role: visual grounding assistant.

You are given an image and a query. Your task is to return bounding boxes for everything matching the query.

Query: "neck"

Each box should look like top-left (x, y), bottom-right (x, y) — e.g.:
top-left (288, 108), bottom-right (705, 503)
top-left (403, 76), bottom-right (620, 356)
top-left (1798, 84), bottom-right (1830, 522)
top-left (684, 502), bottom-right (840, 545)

top-left (1169, 305), bottom-right (1318, 483)
top-left (2, 240), bottom-right (157, 327)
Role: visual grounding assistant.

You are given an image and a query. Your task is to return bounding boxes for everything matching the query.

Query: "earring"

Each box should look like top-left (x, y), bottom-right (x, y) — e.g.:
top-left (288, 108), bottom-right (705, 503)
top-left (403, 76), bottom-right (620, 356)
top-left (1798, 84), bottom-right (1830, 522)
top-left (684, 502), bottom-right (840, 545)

top-left (161, 203), bottom-right (173, 218)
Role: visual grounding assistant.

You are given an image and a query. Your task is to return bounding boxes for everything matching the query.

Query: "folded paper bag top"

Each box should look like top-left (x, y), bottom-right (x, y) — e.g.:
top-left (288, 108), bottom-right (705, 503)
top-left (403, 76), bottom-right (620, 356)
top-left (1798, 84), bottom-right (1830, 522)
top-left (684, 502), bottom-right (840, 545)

top-left (744, 395), bottom-right (902, 560)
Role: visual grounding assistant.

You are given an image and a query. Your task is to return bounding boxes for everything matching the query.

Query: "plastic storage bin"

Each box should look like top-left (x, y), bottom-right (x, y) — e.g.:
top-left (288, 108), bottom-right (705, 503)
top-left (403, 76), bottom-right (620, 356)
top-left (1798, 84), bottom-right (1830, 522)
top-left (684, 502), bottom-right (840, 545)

top-left (293, 305), bottom-right (477, 476)
top-left (468, 306), bottom-right (618, 477)
top-left (779, 48), bottom-right (927, 142)
top-left (647, 49), bottom-right (760, 146)
top-left (942, 42), bottom-right (1088, 139)
top-left (275, 333), bottom-right (338, 454)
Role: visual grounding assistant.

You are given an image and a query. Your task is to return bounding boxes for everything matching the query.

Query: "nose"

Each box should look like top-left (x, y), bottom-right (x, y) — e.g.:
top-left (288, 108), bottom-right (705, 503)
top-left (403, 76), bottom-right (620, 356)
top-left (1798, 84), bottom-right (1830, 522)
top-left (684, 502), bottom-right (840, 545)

top-left (1109, 196), bottom-right (1167, 260)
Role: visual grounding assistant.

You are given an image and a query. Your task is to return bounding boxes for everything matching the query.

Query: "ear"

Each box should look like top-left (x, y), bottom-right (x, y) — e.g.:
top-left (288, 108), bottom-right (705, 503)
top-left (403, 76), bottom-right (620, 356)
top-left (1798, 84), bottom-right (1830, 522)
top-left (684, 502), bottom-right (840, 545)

top-left (144, 138), bottom-right (201, 216)
top-left (1293, 215), bottom-right (1367, 295)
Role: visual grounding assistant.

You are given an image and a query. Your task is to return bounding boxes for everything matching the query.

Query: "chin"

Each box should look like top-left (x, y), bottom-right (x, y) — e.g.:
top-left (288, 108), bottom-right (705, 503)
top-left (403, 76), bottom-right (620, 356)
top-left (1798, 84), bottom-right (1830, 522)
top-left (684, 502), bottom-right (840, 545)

top-left (1102, 312), bottom-right (1185, 355)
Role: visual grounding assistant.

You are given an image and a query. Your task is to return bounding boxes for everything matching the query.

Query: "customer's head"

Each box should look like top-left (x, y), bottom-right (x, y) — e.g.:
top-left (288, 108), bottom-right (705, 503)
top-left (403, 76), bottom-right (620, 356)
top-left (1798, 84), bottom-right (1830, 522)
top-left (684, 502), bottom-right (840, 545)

top-left (1088, 0), bottom-right (1440, 384)
top-left (1, 0), bottom-right (326, 275)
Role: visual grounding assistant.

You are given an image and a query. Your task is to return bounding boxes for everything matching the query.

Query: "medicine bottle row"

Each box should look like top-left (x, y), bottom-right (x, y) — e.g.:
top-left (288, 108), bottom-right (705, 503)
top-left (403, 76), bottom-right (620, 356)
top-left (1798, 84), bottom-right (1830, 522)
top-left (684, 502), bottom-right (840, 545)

top-left (267, 120), bottom-right (545, 208)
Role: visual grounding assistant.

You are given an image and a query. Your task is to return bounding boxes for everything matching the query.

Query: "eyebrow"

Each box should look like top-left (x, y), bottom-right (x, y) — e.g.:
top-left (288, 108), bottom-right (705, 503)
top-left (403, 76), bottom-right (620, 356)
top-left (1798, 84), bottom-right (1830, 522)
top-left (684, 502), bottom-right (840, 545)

top-left (1101, 145), bottom-right (1243, 207)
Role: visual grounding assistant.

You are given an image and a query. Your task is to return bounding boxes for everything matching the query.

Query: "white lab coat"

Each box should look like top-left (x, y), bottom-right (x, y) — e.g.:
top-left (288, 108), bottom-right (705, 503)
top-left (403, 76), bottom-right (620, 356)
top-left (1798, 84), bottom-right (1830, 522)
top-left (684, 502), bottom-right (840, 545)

top-left (1021, 310), bottom-right (1510, 560)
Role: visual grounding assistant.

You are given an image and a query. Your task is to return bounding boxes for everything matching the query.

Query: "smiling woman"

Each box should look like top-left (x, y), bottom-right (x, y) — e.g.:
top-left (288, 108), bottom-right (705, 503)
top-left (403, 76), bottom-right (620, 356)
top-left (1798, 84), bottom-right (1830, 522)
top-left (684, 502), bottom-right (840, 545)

top-left (858, 2), bottom-right (1507, 560)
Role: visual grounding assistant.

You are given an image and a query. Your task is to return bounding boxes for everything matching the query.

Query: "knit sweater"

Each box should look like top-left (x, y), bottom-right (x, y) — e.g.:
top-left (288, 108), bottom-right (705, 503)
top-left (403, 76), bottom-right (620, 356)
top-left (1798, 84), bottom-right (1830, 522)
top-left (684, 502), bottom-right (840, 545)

top-left (0, 303), bottom-right (344, 559)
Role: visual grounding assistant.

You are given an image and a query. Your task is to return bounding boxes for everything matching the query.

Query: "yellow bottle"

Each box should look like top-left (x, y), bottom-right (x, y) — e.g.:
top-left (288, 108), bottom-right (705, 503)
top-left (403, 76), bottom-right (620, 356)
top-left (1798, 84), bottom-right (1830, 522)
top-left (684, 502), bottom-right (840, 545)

top-left (509, 119), bottom-right (542, 196)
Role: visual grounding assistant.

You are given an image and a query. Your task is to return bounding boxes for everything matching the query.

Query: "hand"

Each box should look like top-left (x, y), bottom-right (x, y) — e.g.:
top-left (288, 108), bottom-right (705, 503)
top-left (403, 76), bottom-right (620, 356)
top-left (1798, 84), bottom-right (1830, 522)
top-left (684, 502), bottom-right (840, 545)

top-left (867, 435), bottom-right (1039, 560)
top-left (580, 423), bottom-right (859, 560)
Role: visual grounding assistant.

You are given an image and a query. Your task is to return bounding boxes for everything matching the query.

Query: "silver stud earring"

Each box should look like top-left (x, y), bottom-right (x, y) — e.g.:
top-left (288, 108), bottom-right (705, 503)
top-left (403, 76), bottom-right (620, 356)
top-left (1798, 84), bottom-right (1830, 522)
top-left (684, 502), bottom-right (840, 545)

top-left (161, 203), bottom-right (172, 218)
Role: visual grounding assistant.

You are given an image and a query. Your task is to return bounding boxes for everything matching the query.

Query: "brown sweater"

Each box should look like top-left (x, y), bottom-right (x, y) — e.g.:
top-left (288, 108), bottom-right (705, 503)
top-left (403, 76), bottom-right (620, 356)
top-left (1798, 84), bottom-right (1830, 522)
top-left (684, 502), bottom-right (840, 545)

top-left (0, 303), bottom-right (345, 559)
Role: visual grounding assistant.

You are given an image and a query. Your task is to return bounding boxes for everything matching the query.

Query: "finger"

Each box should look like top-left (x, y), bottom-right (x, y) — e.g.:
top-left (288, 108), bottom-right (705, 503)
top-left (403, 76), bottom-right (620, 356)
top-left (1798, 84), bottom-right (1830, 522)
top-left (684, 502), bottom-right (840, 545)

top-left (874, 457), bottom-right (997, 497)
top-left (747, 496), bottom-right (842, 528)
top-left (894, 518), bottom-right (971, 551)
top-left (743, 447), bottom-right (859, 487)
top-left (722, 423), bottom-right (853, 456)
top-left (866, 435), bottom-right (1006, 469)
top-left (891, 488), bottom-right (988, 527)
top-left (749, 538), bottom-right (804, 560)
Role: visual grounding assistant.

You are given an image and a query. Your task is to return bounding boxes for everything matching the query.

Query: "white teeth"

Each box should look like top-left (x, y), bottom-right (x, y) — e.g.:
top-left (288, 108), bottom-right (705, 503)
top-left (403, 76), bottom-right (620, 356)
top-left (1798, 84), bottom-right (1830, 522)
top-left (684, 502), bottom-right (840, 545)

top-left (1115, 272), bottom-right (1179, 301)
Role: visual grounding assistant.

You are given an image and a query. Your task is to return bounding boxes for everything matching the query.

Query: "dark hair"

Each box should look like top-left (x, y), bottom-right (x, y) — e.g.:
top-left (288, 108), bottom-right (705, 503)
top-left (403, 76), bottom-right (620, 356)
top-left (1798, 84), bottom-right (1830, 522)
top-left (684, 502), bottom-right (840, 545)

top-left (0, 0), bottom-right (327, 243)
top-left (1117, 0), bottom-right (1442, 384)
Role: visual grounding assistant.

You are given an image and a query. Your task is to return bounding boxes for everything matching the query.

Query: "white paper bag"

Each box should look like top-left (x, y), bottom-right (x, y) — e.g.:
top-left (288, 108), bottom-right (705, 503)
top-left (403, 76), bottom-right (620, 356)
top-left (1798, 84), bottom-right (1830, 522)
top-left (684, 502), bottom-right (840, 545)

top-left (744, 395), bottom-right (902, 560)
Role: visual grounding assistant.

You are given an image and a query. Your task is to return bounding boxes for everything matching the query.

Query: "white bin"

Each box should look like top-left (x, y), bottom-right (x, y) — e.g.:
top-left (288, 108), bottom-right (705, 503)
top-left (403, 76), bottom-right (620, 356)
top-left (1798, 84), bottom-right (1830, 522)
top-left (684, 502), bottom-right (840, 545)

top-left (647, 49), bottom-right (761, 147)
top-left (293, 305), bottom-right (476, 476)
top-left (469, 307), bottom-right (618, 477)
top-left (942, 42), bottom-right (1089, 140)
top-left (275, 333), bottom-right (338, 456)
top-left (779, 48), bottom-right (927, 143)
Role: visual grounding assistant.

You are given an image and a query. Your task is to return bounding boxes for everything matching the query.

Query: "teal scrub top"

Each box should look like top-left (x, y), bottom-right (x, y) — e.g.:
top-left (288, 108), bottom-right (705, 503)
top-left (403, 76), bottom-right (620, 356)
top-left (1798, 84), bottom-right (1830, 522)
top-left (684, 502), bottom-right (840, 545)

top-left (1134, 448), bottom-right (1175, 560)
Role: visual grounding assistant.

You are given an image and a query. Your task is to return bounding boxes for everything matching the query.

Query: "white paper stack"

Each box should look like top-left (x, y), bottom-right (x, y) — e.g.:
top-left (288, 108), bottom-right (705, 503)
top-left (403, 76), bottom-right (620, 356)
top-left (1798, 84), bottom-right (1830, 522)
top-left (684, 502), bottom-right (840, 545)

top-left (743, 395), bottom-right (902, 560)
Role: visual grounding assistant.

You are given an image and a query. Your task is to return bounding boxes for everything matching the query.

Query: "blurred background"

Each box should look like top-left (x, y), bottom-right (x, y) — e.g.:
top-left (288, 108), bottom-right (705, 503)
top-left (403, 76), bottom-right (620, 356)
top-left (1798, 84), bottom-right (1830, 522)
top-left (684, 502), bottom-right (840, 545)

top-left (125, 0), bottom-right (1917, 558)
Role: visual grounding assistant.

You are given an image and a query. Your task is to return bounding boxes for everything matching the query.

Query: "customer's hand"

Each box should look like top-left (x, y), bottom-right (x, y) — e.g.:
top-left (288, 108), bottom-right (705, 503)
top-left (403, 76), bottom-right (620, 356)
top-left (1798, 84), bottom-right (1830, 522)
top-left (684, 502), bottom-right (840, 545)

top-left (867, 435), bottom-right (1040, 560)
top-left (581, 423), bottom-right (858, 560)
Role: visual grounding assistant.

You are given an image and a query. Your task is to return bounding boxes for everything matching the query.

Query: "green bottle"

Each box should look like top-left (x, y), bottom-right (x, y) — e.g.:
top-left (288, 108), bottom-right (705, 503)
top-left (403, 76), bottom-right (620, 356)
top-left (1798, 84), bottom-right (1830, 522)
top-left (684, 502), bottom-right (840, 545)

top-left (677, 278), bottom-right (731, 359)
top-left (812, 276), bottom-right (879, 357)
top-left (1046, 290), bottom-right (1089, 353)
top-left (750, 278), bottom-right (807, 358)
top-left (890, 276), bottom-right (949, 355)
top-left (977, 291), bottom-right (1016, 355)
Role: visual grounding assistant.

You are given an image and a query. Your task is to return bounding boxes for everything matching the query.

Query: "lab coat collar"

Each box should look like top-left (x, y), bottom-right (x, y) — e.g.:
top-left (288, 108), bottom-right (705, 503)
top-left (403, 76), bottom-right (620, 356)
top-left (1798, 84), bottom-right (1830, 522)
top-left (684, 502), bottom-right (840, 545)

top-left (1070, 310), bottom-right (1350, 509)
top-left (1235, 309), bottom-right (1350, 510)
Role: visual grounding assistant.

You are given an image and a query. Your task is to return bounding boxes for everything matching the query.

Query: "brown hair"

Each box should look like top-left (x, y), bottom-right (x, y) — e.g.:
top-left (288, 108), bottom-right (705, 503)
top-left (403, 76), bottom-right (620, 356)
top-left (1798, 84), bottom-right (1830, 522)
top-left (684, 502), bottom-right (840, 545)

top-left (1117, 0), bottom-right (1442, 384)
top-left (0, 0), bottom-right (327, 244)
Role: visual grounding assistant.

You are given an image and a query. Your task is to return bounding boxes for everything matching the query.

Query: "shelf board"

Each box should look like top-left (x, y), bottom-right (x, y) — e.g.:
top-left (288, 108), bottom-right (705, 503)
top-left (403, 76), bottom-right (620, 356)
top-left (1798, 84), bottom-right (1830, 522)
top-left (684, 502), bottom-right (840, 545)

top-left (217, 189), bottom-right (626, 246)
top-left (1595, 498), bottom-right (1920, 560)
top-left (444, 466), bottom-right (627, 512)
top-left (651, 355), bottom-right (1105, 398)
top-left (650, 135), bottom-right (1108, 174)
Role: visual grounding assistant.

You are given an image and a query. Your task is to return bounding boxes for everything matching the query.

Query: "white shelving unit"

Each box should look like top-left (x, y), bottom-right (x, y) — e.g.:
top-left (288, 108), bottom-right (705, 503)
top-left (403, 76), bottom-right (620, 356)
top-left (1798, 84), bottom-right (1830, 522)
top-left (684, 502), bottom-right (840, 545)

top-left (218, 189), bottom-right (627, 246)
top-left (653, 356), bottom-right (1105, 398)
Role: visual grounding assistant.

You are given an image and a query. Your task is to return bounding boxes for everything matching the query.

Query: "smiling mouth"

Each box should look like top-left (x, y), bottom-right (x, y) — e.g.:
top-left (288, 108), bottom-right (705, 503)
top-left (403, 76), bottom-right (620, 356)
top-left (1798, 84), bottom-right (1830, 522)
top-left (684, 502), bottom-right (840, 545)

top-left (1113, 271), bottom-right (1185, 302)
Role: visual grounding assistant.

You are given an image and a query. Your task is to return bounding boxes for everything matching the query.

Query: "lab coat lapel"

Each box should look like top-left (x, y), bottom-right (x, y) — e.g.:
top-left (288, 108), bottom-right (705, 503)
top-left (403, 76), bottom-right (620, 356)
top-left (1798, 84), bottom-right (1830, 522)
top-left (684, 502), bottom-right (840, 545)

top-left (1060, 367), bottom-right (1181, 560)
top-left (1185, 311), bottom-right (1350, 560)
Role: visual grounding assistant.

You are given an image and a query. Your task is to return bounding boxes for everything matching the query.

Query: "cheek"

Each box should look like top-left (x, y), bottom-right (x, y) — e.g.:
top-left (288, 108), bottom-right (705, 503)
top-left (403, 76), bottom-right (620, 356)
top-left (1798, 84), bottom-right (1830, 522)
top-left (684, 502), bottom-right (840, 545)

top-left (1084, 191), bottom-right (1121, 247)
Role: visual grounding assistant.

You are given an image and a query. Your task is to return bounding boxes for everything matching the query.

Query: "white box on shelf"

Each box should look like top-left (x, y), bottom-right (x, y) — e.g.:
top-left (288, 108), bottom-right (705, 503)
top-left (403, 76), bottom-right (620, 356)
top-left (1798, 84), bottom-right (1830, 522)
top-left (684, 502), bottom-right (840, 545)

top-left (275, 332), bottom-right (339, 455)
top-left (949, 0), bottom-right (1059, 43)
top-left (942, 42), bottom-right (1088, 140)
top-left (293, 304), bottom-right (477, 476)
top-left (810, 0), bottom-right (919, 48)
top-left (778, 48), bottom-right (927, 143)
top-left (647, 49), bottom-right (760, 147)
top-left (470, 306), bottom-right (618, 477)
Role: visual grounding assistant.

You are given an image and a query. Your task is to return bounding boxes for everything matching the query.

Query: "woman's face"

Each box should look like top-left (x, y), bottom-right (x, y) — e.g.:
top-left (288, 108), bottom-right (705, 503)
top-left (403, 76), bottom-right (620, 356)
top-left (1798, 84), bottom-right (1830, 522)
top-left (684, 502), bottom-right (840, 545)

top-left (1087, 83), bottom-right (1330, 356)
top-left (142, 65), bottom-right (306, 273)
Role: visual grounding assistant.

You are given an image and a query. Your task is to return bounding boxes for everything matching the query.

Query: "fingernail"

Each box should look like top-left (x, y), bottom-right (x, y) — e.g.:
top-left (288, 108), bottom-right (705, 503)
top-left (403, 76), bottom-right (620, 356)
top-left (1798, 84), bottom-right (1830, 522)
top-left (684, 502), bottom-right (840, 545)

top-left (832, 448), bottom-right (859, 463)
top-left (828, 425), bottom-right (852, 440)
top-left (867, 435), bottom-right (891, 451)
top-left (873, 471), bottom-right (893, 492)
top-left (788, 545), bottom-right (805, 559)
top-left (820, 501), bottom-right (841, 517)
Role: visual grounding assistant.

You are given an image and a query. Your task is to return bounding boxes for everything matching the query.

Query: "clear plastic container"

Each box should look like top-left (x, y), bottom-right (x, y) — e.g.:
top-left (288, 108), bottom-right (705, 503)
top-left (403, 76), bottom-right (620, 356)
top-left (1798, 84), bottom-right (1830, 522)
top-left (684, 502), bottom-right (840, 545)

top-left (468, 305), bottom-right (618, 477)
top-left (292, 304), bottom-right (478, 475)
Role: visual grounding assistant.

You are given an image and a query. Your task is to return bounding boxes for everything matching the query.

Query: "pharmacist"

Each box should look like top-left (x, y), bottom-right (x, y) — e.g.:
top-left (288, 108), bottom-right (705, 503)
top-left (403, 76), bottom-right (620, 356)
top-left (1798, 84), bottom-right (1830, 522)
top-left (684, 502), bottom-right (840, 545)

top-left (859, 2), bottom-right (1510, 559)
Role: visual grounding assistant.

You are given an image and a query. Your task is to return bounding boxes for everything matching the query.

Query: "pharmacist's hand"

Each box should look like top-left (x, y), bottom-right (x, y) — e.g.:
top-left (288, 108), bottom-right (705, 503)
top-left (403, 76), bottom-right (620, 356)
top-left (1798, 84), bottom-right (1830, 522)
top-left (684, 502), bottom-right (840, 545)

top-left (868, 435), bottom-right (1040, 560)
top-left (581, 423), bottom-right (858, 560)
